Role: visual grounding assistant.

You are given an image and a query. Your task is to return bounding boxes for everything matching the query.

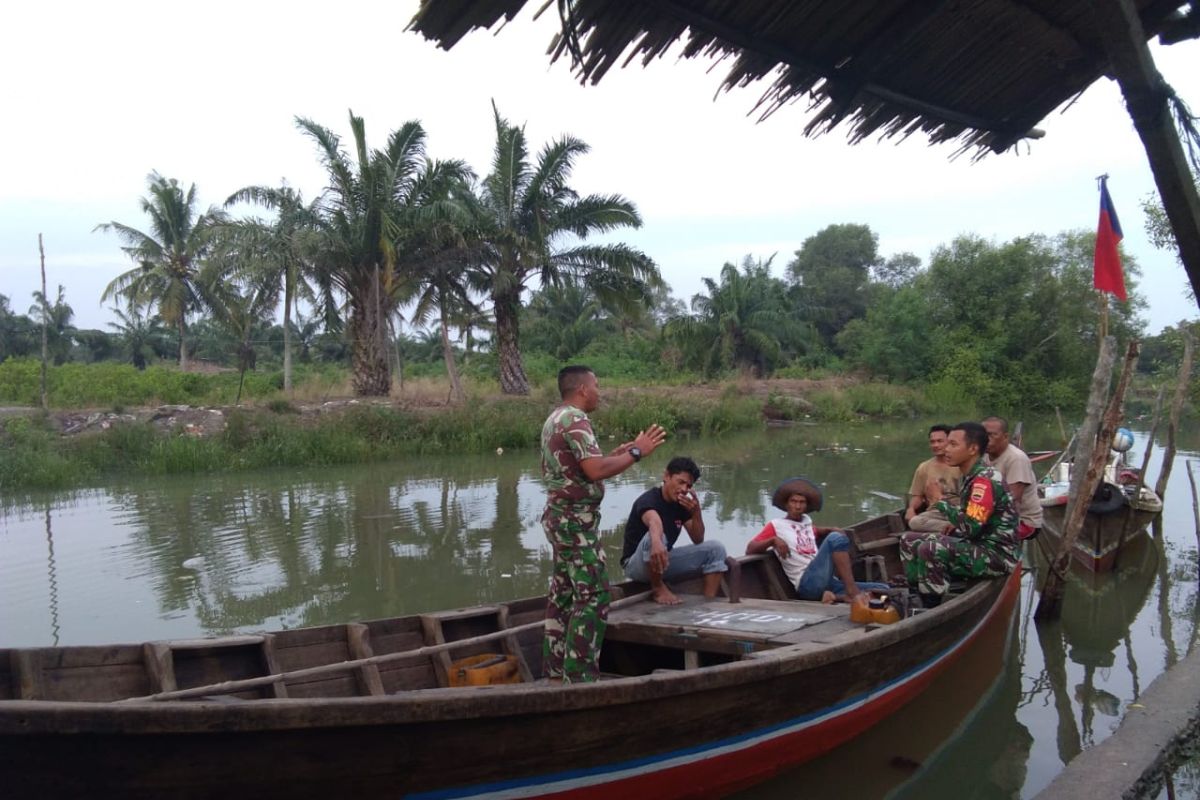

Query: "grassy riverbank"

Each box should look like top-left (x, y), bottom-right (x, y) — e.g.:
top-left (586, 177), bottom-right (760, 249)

top-left (0, 370), bottom-right (941, 490)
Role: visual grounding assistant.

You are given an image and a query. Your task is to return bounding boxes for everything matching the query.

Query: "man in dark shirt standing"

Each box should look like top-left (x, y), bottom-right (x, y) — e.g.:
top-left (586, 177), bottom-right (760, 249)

top-left (541, 365), bottom-right (666, 683)
top-left (621, 457), bottom-right (727, 605)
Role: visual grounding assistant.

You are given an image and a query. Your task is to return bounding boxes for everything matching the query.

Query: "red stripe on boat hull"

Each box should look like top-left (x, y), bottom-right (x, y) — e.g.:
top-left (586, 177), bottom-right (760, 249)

top-left (529, 568), bottom-right (1023, 800)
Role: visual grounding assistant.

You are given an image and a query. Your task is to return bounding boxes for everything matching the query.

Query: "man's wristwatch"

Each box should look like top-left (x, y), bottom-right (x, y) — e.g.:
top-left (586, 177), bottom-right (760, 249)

top-left (629, 446), bottom-right (642, 462)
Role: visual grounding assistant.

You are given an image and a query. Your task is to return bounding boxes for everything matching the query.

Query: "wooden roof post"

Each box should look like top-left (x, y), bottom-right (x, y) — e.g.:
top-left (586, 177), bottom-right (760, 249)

top-left (1089, 0), bottom-right (1200, 308)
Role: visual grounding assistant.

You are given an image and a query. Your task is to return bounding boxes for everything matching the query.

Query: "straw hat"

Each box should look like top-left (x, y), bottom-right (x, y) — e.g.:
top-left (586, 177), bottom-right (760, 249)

top-left (771, 476), bottom-right (824, 512)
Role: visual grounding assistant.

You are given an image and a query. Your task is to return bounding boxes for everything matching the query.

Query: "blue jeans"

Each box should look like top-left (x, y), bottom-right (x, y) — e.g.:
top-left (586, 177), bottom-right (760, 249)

top-left (623, 535), bottom-right (728, 583)
top-left (795, 531), bottom-right (890, 600)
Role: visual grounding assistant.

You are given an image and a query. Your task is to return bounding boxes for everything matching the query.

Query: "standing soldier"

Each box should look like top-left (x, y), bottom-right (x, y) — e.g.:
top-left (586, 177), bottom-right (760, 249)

top-left (899, 421), bottom-right (1019, 606)
top-left (541, 365), bottom-right (666, 683)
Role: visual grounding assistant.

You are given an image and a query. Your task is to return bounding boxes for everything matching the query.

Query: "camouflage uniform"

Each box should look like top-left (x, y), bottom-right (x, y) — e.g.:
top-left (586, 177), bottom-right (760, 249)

top-left (900, 460), bottom-right (1019, 597)
top-left (540, 404), bottom-right (609, 683)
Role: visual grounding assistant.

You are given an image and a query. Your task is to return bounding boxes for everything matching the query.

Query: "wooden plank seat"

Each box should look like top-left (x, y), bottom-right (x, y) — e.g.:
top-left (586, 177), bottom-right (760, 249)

top-left (605, 596), bottom-right (842, 663)
top-left (419, 606), bottom-right (533, 688)
top-left (142, 635), bottom-right (287, 700)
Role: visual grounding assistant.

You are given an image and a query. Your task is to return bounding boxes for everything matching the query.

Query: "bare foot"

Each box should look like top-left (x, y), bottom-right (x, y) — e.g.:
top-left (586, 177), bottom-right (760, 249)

top-left (821, 590), bottom-right (836, 605)
top-left (653, 586), bottom-right (682, 605)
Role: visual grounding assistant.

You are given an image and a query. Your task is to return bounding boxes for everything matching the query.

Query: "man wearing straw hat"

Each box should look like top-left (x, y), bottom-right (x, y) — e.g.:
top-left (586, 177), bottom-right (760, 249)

top-left (746, 476), bottom-right (890, 603)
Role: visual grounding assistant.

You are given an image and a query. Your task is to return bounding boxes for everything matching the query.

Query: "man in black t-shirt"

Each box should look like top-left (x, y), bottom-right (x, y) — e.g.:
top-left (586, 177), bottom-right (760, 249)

top-left (620, 456), bottom-right (728, 604)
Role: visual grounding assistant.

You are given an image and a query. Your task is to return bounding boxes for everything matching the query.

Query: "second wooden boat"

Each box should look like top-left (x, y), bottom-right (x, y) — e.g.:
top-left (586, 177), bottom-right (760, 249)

top-left (1038, 450), bottom-right (1163, 573)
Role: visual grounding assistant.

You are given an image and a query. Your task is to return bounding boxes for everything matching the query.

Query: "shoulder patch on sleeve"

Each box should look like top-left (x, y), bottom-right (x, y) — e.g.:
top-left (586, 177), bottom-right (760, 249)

top-left (965, 477), bottom-right (995, 522)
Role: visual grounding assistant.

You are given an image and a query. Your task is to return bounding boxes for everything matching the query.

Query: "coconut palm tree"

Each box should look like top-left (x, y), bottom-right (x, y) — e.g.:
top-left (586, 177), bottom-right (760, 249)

top-left (410, 249), bottom-right (482, 403)
top-left (221, 183), bottom-right (322, 393)
top-left (205, 274), bottom-right (282, 403)
top-left (469, 105), bottom-right (661, 394)
top-left (97, 172), bottom-right (225, 371)
top-left (405, 175), bottom-right (489, 403)
top-left (296, 112), bottom-right (471, 396)
top-left (29, 285), bottom-right (75, 365)
top-left (107, 303), bottom-right (169, 370)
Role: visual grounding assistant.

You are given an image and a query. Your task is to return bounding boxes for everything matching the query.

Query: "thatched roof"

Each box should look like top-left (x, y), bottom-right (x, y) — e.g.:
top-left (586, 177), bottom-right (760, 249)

top-left (409, 0), bottom-right (1195, 157)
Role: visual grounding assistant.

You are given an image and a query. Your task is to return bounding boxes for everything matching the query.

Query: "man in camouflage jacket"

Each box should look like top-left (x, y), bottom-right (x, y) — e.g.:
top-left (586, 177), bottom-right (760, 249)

top-left (900, 421), bottom-right (1019, 602)
top-left (540, 365), bottom-right (666, 683)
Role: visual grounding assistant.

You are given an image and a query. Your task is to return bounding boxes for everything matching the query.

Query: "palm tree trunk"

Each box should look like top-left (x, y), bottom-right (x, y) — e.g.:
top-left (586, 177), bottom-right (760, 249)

top-left (283, 271), bottom-right (294, 394)
top-left (494, 292), bottom-right (529, 395)
top-left (439, 301), bottom-right (465, 404)
top-left (178, 317), bottom-right (189, 372)
top-left (349, 298), bottom-right (391, 397)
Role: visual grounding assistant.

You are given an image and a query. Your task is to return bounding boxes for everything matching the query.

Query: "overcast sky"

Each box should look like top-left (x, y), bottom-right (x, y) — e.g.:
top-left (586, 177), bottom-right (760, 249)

top-left (2, 0), bottom-right (1198, 334)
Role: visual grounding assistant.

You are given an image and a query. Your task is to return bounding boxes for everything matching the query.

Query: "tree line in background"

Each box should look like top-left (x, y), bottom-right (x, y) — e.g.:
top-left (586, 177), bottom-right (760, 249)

top-left (2, 108), bottom-right (1194, 411)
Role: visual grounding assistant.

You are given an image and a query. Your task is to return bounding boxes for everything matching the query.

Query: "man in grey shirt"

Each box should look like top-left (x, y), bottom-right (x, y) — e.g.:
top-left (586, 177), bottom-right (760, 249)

top-left (982, 416), bottom-right (1042, 539)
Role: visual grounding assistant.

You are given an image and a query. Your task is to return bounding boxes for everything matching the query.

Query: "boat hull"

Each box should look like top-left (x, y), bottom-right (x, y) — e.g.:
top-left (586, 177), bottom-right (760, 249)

top-left (1039, 505), bottom-right (1158, 573)
top-left (0, 567), bottom-right (1021, 800)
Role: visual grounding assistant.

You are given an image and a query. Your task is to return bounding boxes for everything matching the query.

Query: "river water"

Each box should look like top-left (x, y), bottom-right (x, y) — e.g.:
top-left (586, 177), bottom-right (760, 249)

top-left (2, 419), bottom-right (1198, 798)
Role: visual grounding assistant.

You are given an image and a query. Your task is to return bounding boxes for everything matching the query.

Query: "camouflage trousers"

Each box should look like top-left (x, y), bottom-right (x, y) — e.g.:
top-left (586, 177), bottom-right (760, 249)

top-left (899, 531), bottom-right (1015, 597)
top-left (542, 506), bottom-right (611, 684)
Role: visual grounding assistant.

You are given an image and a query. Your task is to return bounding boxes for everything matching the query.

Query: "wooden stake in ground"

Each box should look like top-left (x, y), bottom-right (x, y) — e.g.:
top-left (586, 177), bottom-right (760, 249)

top-left (1187, 460), bottom-right (1200, 584)
top-left (1070, 337), bottom-right (1118, 515)
top-left (38, 233), bottom-right (48, 412)
top-left (1155, 330), bottom-right (1194, 501)
top-left (1037, 339), bottom-right (1136, 621)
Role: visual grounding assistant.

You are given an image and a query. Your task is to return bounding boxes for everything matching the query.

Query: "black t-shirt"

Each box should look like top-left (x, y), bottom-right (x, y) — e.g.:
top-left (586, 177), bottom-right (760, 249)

top-left (621, 487), bottom-right (692, 565)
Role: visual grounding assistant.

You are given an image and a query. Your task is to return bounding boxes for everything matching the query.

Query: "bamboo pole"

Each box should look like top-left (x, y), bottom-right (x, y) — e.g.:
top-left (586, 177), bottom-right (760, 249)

top-left (1054, 406), bottom-right (1069, 448)
top-left (1155, 331), bottom-right (1194, 501)
top-left (1037, 339), bottom-right (1135, 621)
top-left (120, 591), bottom-right (655, 703)
top-left (37, 234), bottom-right (48, 412)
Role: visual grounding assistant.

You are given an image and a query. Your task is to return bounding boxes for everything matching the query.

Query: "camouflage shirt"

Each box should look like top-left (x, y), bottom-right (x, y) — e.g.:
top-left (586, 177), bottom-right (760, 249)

top-left (935, 460), bottom-right (1018, 559)
top-left (541, 404), bottom-right (605, 510)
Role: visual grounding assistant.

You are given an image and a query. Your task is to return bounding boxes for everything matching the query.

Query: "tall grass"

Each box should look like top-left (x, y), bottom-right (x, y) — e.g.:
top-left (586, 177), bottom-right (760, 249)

top-left (0, 359), bottom-right (342, 408)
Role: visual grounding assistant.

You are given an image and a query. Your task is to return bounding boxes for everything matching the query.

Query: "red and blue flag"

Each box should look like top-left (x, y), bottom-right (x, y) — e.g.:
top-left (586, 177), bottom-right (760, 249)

top-left (1093, 177), bottom-right (1127, 301)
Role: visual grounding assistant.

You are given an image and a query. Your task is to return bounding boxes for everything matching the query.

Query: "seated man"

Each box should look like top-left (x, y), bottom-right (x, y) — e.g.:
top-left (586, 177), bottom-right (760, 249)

top-left (746, 476), bottom-right (890, 603)
top-left (905, 424), bottom-right (962, 532)
top-left (982, 415), bottom-right (1043, 540)
top-left (620, 456), bottom-right (727, 605)
top-left (899, 422), bottom-right (1019, 605)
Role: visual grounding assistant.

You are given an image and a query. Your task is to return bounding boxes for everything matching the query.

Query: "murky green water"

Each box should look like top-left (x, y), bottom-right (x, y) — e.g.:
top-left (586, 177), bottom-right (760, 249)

top-left (2, 419), bottom-right (1198, 798)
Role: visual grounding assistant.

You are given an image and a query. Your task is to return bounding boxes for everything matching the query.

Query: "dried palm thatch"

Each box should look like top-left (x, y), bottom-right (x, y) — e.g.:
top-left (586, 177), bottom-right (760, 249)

top-left (409, 0), bottom-right (1193, 158)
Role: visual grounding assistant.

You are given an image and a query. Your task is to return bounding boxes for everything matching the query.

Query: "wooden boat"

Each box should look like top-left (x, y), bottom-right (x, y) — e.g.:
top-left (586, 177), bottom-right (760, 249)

top-left (0, 511), bottom-right (1022, 800)
top-left (1038, 450), bottom-right (1163, 573)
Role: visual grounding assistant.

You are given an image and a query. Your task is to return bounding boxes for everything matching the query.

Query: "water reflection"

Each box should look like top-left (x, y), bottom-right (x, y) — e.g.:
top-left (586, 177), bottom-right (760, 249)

top-left (738, 572), bottom-right (1030, 800)
top-left (1, 422), bottom-right (1198, 800)
top-left (1029, 534), bottom-right (1158, 757)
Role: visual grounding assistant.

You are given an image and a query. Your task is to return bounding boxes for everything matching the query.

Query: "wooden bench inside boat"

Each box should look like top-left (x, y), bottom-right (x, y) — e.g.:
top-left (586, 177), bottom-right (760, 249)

top-left (601, 595), bottom-right (848, 673)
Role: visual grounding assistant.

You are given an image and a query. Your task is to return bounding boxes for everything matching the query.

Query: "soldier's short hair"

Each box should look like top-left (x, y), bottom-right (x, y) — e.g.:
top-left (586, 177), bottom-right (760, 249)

top-left (954, 421), bottom-right (989, 455)
top-left (558, 365), bottom-right (594, 398)
top-left (929, 424), bottom-right (952, 436)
